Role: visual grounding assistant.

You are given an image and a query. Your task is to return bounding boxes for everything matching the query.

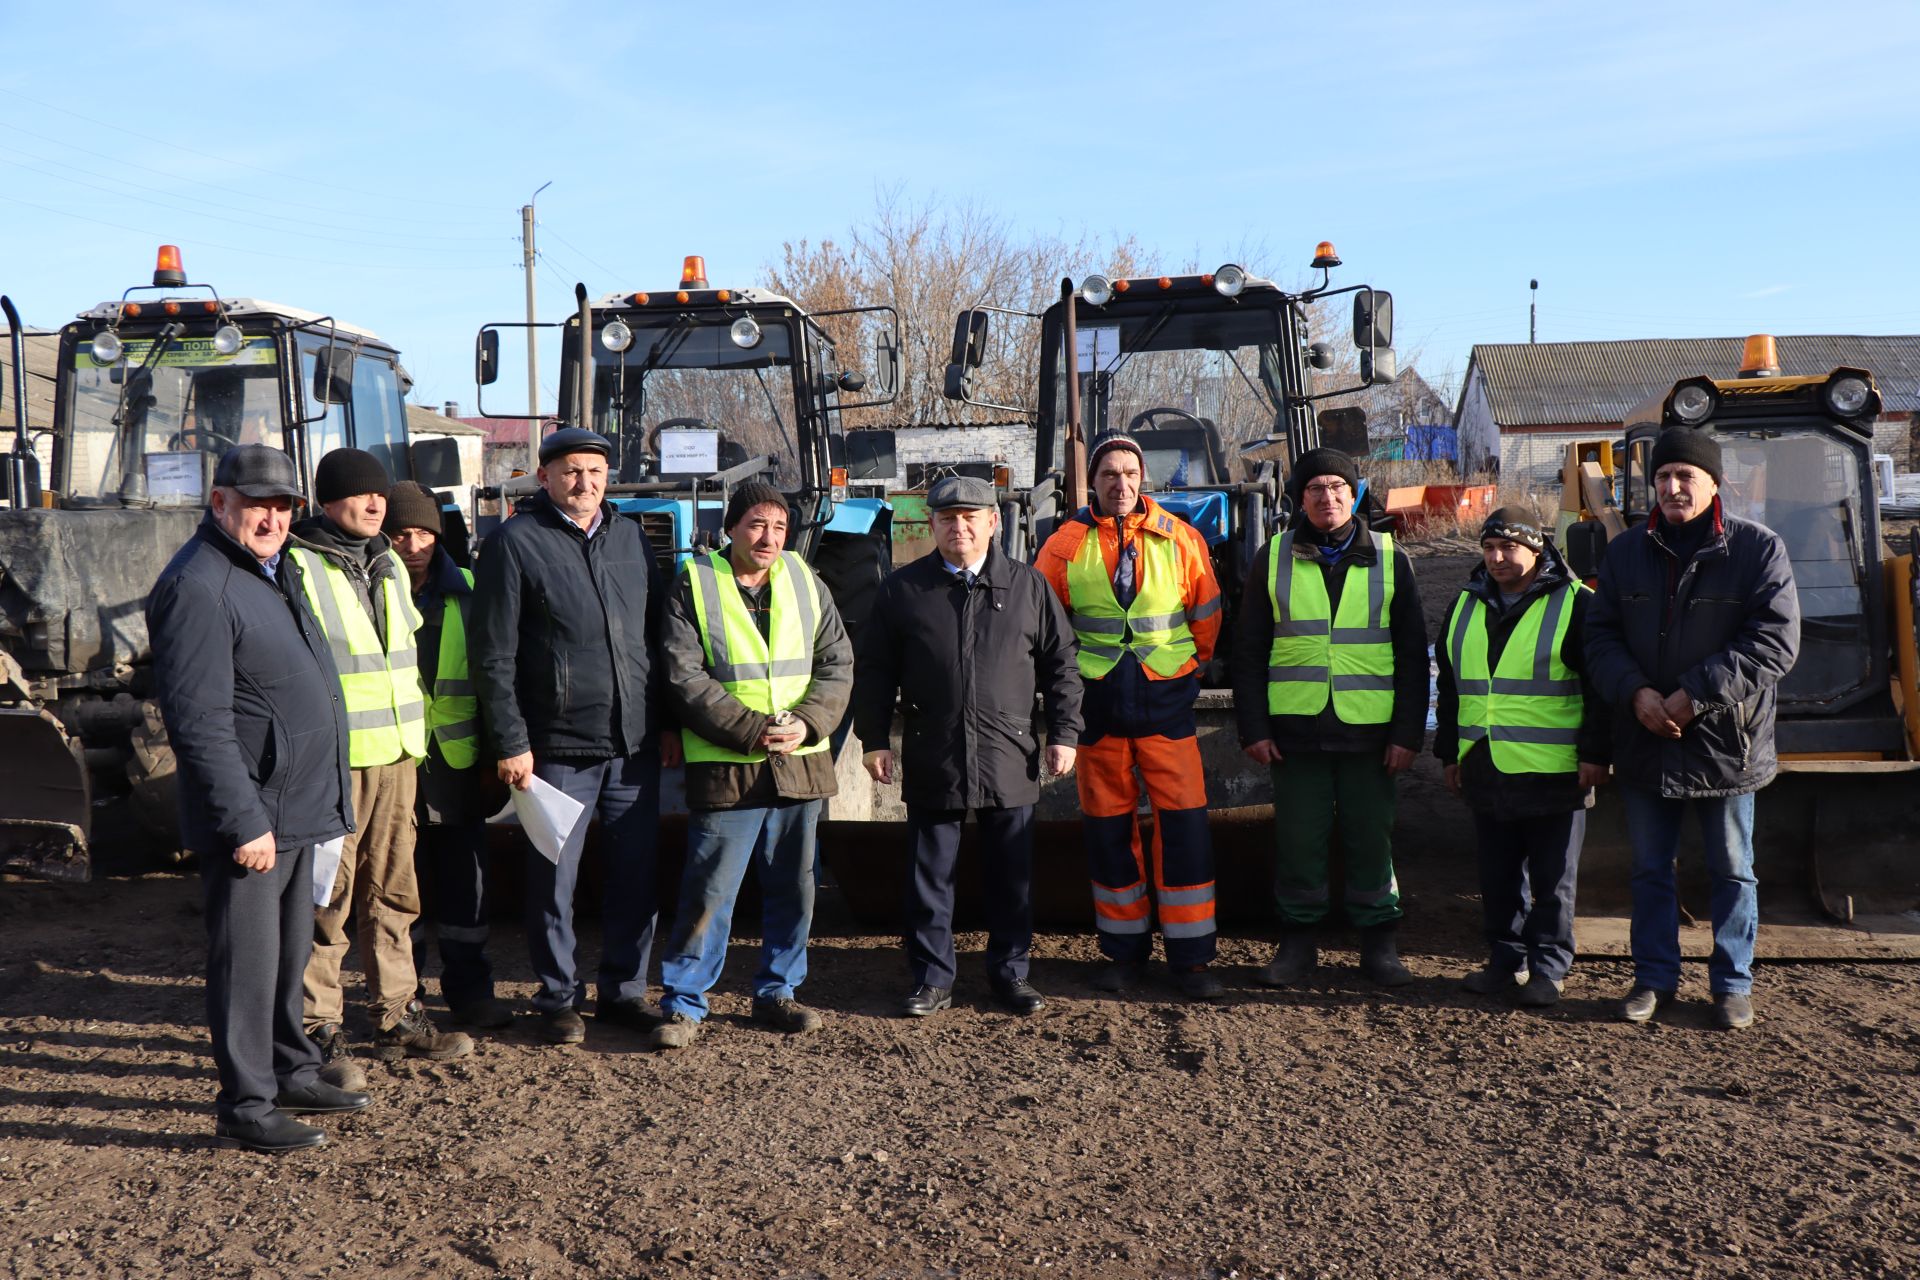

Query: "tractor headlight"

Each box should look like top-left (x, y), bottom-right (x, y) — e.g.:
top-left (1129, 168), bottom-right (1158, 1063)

top-left (1825, 374), bottom-right (1872, 418)
top-left (1669, 380), bottom-right (1717, 425)
top-left (1213, 264), bottom-right (1247, 297)
top-left (729, 316), bottom-right (762, 349)
top-left (1079, 275), bottom-right (1113, 307)
top-left (90, 330), bottom-right (124, 364)
top-left (211, 323), bottom-right (244, 356)
top-left (600, 319), bottom-right (634, 353)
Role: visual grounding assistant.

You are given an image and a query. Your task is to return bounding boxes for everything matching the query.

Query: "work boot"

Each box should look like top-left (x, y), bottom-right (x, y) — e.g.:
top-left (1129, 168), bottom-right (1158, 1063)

top-left (1359, 924), bottom-right (1415, 987)
top-left (596, 996), bottom-right (664, 1033)
top-left (215, 1111), bottom-right (326, 1153)
top-left (1175, 966), bottom-right (1224, 1002)
top-left (1089, 961), bottom-right (1148, 994)
top-left (1712, 992), bottom-right (1754, 1030)
top-left (1254, 933), bottom-right (1317, 987)
top-left (1461, 964), bottom-right (1529, 996)
top-left (752, 997), bottom-right (825, 1033)
top-left (540, 1007), bottom-right (587, 1045)
top-left (311, 1023), bottom-right (367, 1093)
top-left (647, 1012), bottom-right (702, 1050)
top-left (1620, 986), bottom-right (1675, 1024)
top-left (1516, 973), bottom-right (1563, 1008)
top-left (448, 995), bottom-right (514, 1030)
top-left (372, 1000), bottom-right (474, 1062)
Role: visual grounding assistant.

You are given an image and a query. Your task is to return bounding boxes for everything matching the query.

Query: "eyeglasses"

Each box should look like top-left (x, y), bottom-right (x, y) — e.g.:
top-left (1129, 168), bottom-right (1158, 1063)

top-left (1303, 481), bottom-right (1350, 497)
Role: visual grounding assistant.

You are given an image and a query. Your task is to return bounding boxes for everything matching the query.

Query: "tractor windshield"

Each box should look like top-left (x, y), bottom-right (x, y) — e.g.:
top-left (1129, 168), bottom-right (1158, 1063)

top-left (1058, 303), bottom-right (1288, 481)
top-left (65, 331), bottom-right (284, 501)
top-left (592, 315), bottom-right (800, 485)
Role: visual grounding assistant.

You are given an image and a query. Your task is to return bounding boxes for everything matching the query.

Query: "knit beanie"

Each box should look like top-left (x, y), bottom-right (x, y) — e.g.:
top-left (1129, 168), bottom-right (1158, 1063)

top-left (1088, 432), bottom-right (1146, 479)
top-left (724, 481), bottom-right (790, 532)
top-left (1288, 447), bottom-right (1360, 503)
top-left (382, 481), bottom-right (443, 537)
top-left (1647, 428), bottom-right (1723, 484)
top-left (1479, 505), bottom-right (1545, 552)
top-left (314, 448), bottom-right (391, 504)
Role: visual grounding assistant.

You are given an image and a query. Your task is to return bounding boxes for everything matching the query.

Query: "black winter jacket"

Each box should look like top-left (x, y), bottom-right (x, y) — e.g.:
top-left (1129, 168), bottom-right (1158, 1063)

top-left (469, 492), bottom-right (665, 761)
top-left (1584, 503), bottom-right (1800, 798)
top-left (853, 544), bottom-right (1083, 811)
top-left (147, 515), bottom-right (353, 855)
top-left (1433, 543), bottom-right (1610, 817)
top-left (1230, 520), bottom-right (1429, 754)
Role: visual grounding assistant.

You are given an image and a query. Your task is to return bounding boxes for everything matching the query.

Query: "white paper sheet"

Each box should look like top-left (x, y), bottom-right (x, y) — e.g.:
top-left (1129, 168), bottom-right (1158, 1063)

top-left (486, 775), bottom-right (589, 866)
top-left (311, 836), bottom-right (346, 908)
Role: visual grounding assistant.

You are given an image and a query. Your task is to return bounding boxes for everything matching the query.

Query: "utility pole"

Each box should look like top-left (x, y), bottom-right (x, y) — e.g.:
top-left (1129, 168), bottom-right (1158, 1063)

top-left (523, 181), bottom-right (551, 471)
top-left (1529, 279), bottom-right (1538, 344)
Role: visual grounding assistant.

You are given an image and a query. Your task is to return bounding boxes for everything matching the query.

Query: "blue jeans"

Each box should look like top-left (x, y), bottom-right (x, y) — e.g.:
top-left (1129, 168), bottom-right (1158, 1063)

top-left (526, 751), bottom-right (661, 1014)
top-left (1621, 785), bottom-right (1757, 995)
top-left (658, 800), bottom-right (822, 1022)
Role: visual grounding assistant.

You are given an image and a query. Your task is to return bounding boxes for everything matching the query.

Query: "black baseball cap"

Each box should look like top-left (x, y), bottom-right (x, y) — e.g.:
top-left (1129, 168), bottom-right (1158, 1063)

top-left (538, 426), bottom-right (612, 466)
top-left (213, 445), bottom-right (305, 502)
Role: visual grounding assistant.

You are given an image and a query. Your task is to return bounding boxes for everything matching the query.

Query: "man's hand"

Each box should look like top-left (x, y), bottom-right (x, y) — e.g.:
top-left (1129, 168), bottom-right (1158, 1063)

top-left (1243, 739), bottom-right (1282, 766)
top-left (1443, 763), bottom-right (1461, 794)
top-left (863, 749), bottom-right (895, 784)
top-left (659, 733), bottom-right (684, 768)
top-left (761, 720), bottom-right (808, 756)
top-left (1383, 744), bottom-right (1416, 776)
top-left (1632, 688), bottom-right (1682, 739)
top-left (233, 830), bottom-right (276, 873)
top-left (1661, 689), bottom-right (1697, 731)
top-left (1578, 762), bottom-right (1611, 789)
top-left (1046, 745), bottom-right (1077, 777)
top-left (498, 752), bottom-right (535, 790)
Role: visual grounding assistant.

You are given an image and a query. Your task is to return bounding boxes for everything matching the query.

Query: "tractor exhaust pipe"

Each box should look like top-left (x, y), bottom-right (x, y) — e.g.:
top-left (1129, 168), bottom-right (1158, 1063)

top-left (2, 296), bottom-right (33, 506)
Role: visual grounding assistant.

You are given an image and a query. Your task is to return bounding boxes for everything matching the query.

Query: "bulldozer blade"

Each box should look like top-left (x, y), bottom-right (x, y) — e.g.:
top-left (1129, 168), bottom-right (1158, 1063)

top-left (0, 705), bottom-right (92, 882)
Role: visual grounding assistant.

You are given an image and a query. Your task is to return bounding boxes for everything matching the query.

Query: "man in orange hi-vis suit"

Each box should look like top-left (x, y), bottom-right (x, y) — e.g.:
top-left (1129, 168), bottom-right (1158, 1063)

top-left (1038, 432), bottom-right (1225, 1000)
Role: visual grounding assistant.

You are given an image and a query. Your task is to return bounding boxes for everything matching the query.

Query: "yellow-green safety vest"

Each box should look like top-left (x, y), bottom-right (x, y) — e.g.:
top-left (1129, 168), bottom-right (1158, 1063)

top-left (1446, 582), bottom-right (1585, 774)
top-left (291, 546), bottom-right (428, 768)
top-left (1064, 520), bottom-right (1209, 680)
top-left (682, 549), bottom-right (830, 765)
top-left (426, 569), bottom-right (480, 770)
top-left (1265, 529), bottom-right (1396, 723)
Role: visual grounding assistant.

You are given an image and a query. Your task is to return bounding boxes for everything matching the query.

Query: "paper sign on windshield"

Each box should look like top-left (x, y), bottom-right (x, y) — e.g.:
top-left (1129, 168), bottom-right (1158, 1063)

top-left (659, 429), bottom-right (720, 474)
top-left (1076, 327), bottom-right (1120, 373)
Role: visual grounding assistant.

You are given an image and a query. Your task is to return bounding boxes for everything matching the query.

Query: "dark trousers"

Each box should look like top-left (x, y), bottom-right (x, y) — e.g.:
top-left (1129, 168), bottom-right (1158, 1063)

top-left (527, 751), bottom-right (661, 1014)
top-left (1269, 751), bottom-right (1402, 928)
top-left (1473, 808), bottom-right (1585, 983)
top-left (202, 842), bottom-right (322, 1124)
top-left (904, 804), bottom-right (1034, 989)
top-left (411, 818), bottom-right (493, 1005)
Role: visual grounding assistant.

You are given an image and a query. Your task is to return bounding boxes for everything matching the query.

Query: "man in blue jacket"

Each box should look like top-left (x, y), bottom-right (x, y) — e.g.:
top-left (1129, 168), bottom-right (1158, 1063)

top-left (148, 445), bottom-right (366, 1152)
top-left (1585, 428), bottom-right (1800, 1030)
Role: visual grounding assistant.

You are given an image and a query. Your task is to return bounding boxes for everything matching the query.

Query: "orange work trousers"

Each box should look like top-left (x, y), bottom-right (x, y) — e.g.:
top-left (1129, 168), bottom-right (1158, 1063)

top-left (1076, 732), bottom-right (1216, 967)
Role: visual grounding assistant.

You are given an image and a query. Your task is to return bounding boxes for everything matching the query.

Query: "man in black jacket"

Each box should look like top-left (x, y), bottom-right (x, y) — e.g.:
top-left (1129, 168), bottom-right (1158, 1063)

top-left (853, 476), bottom-right (1083, 1018)
top-left (148, 445), bottom-right (366, 1152)
top-left (1231, 449), bottom-right (1429, 988)
top-left (1586, 428), bottom-right (1799, 1030)
top-left (1435, 508), bottom-right (1610, 1008)
top-left (469, 427), bottom-right (681, 1045)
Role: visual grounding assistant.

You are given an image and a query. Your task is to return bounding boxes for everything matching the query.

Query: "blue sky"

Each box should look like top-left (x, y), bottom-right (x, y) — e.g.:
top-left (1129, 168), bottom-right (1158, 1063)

top-left (4, 2), bottom-right (1917, 411)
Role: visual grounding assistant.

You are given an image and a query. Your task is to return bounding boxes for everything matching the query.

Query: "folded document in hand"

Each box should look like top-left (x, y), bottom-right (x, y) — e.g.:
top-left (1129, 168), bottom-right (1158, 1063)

top-left (486, 775), bottom-right (589, 865)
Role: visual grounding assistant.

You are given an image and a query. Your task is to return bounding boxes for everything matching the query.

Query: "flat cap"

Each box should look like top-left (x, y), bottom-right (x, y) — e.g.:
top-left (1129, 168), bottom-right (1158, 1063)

top-left (538, 426), bottom-right (612, 466)
top-left (213, 444), bottom-right (304, 502)
top-left (927, 475), bottom-right (997, 511)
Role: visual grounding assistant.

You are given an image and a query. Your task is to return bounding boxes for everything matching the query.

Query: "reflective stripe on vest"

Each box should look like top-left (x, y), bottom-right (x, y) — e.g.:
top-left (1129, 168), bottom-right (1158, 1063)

top-left (429, 568), bottom-right (480, 770)
top-left (681, 549), bottom-right (830, 765)
top-left (1265, 530), bottom-right (1396, 723)
top-left (291, 546), bottom-right (428, 768)
top-left (1447, 582), bottom-right (1585, 774)
top-left (1064, 514), bottom-right (1200, 680)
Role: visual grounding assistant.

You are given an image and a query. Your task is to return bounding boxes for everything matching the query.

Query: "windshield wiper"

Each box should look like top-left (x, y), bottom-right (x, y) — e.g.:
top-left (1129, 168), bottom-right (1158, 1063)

top-left (106, 322), bottom-right (182, 498)
top-left (753, 366), bottom-right (796, 461)
top-left (1224, 346), bottom-right (1281, 417)
top-left (618, 317), bottom-right (698, 418)
top-left (1095, 304), bottom-right (1179, 383)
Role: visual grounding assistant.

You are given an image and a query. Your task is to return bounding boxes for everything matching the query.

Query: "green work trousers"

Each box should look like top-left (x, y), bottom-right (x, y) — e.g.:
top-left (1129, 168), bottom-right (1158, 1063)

top-left (1269, 749), bottom-right (1402, 928)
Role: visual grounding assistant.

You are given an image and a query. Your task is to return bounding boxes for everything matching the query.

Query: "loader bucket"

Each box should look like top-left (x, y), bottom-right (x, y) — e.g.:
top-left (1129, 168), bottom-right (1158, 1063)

top-left (0, 705), bottom-right (91, 881)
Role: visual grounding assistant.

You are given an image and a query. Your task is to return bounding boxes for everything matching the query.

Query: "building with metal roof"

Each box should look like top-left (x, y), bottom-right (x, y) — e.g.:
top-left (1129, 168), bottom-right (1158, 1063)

top-left (1454, 335), bottom-right (1920, 486)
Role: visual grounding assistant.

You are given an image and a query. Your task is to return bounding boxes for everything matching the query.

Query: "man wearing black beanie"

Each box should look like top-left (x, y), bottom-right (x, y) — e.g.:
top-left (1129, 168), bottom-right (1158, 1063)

top-left (1585, 426), bottom-right (1800, 1030)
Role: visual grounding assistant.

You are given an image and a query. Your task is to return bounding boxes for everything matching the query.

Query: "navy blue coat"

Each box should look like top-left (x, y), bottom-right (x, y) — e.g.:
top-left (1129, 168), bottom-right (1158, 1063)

top-left (1584, 505), bottom-right (1800, 798)
top-left (147, 515), bottom-right (353, 855)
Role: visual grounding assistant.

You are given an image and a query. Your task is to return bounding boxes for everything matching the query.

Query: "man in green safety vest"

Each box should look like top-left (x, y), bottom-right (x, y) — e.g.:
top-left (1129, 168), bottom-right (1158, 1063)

top-left (1434, 507), bottom-right (1611, 1008)
top-left (649, 482), bottom-right (854, 1050)
top-left (289, 450), bottom-right (473, 1088)
top-left (1230, 448), bottom-right (1430, 987)
top-left (385, 481), bottom-right (510, 1032)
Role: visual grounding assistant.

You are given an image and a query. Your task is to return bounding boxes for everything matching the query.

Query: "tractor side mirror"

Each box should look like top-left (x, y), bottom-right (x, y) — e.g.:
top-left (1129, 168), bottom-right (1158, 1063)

top-left (476, 328), bottom-right (500, 386)
top-left (845, 429), bottom-right (897, 482)
top-left (837, 371), bottom-right (867, 394)
top-left (1360, 347), bottom-right (1398, 386)
top-left (871, 329), bottom-right (900, 397)
top-left (1565, 520), bottom-right (1607, 579)
top-left (1353, 289), bottom-right (1394, 350)
top-left (313, 345), bottom-right (355, 405)
top-left (1307, 341), bottom-right (1334, 370)
top-left (410, 436), bottom-right (463, 490)
top-left (948, 309), bottom-right (989, 368)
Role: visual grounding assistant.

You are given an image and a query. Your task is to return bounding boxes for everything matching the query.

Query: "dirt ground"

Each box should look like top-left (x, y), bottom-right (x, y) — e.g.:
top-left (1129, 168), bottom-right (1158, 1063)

top-left (5, 551), bottom-right (1919, 1278)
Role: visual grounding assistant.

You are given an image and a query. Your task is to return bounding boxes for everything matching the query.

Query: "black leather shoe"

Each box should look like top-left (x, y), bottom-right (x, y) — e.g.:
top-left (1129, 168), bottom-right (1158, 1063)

top-left (540, 1007), bottom-right (587, 1044)
top-left (991, 978), bottom-right (1047, 1016)
top-left (595, 996), bottom-right (664, 1033)
top-left (449, 995), bottom-right (514, 1029)
top-left (215, 1111), bottom-right (326, 1153)
top-left (900, 984), bottom-right (952, 1018)
top-left (275, 1080), bottom-right (372, 1115)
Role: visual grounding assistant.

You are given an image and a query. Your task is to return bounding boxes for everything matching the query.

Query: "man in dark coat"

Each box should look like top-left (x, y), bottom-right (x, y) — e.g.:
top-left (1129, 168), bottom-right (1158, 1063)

top-left (1585, 427), bottom-right (1799, 1030)
top-left (147, 445), bottom-right (365, 1152)
top-left (1435, 508), bottom-right (1610, 1008)
top-left (853, 476), bottom-right (1084, 1017)
top-left (469, 426), bottom-right (681, 1045)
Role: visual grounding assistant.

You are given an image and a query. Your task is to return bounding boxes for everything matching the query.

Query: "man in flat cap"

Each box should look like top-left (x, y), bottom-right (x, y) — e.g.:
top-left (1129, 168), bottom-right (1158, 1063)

top-left (290, 450), bottom-right (472, 1083)
top-left (1036, 432), bottom-right (1225, 1000)
top-left (1435, 507), bottom-right (1610, 1008)
top-left (148, 445), bottom-right (365, 1151)
top-left (1585, 427), bottom-right (1799, 1029)
top-left (1231, 447), bottom-right (1429, 987)
top-left (470, 426), bottom-right (681, 1045)
top-left (854, 475), bottom-right (1083, 1017)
